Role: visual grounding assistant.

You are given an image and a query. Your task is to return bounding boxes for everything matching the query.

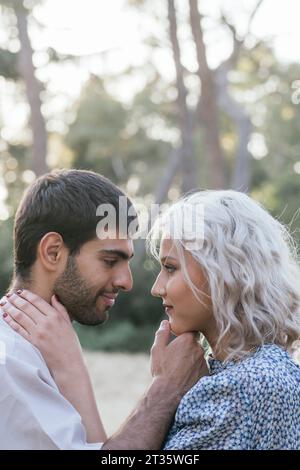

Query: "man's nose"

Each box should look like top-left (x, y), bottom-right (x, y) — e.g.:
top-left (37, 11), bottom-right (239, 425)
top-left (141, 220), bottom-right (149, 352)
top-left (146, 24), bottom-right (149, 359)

top-left (113, 265), bottom-right (133, 292)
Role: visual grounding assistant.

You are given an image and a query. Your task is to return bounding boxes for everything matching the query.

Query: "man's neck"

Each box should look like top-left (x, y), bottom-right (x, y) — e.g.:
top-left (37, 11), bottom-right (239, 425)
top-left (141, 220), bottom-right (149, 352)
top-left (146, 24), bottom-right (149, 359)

top-left (9, 278), bottom-right (52, 304)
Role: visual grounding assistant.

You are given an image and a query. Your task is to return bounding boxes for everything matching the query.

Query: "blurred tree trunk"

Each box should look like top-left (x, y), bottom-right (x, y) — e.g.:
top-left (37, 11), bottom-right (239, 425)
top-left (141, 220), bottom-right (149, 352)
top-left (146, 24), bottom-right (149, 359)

top-left (137, 0), bottom-right (264, 202)
top-left (167, 0), bottom-right (197, 194)
top-left (189, 0), bottom-right (225, 189)
top-left (215, 62), bottom-right (252, 191)
top-left (214, 0), bottom-right (264, 192)
top-left (154, 147), bottom-right (182, 204)
top-left (14, 2), bottom-right (48, 176)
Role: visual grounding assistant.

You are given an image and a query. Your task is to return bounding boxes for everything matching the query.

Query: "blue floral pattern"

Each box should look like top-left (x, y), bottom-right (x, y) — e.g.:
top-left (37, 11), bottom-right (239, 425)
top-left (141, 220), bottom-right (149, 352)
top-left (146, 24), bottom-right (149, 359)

top-left (163, 344), bottom-right (300, 450)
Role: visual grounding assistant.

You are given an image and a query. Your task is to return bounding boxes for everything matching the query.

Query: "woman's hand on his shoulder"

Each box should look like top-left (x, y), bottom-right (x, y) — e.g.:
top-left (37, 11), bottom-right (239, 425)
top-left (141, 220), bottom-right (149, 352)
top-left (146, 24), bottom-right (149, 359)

top-left (0, 289), bottom-right (83, 373)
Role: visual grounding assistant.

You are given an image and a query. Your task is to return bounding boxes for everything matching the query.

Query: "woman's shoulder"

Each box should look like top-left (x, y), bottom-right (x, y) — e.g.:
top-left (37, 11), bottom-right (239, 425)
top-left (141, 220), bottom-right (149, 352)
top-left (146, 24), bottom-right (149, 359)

top-left (170, 344), bottom-right (300, 450)
top-left (233, 344), bottom-right (300, 386)
top-left (192, 343), bottom-right (300, 399)
top-left (174, 344), bottom-right (300, 426)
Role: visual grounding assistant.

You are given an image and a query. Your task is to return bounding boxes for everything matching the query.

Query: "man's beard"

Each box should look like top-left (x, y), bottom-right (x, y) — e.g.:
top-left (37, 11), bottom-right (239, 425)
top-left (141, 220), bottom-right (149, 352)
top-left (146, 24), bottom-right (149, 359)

top-left (53, 255), bottom-right (109, 326)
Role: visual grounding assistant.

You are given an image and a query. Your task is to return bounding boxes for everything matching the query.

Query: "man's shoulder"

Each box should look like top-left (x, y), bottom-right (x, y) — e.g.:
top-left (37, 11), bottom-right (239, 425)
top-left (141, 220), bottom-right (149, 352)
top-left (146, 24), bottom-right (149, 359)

top-left (0, 316), bottom-right (17, 357)
top-left (0, 317), bottom-right (51, 380)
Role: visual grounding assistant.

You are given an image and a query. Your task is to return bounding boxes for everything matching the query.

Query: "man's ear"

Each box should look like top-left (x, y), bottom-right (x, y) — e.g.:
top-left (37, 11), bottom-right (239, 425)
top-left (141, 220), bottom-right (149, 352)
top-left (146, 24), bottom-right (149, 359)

top-left (37, 232), bottom-right (68, 273)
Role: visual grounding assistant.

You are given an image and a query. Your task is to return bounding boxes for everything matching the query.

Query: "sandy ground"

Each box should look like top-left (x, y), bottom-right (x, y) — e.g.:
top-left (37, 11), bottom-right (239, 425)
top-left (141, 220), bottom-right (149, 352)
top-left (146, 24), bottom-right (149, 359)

top-left (83, 351), bottom-right (152, 436)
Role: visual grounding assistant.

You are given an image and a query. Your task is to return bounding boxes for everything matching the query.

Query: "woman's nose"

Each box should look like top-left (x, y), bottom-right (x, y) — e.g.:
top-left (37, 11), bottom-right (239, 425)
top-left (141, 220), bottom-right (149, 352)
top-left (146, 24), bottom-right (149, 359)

top-left (151, 274), bottom-right (165, 297)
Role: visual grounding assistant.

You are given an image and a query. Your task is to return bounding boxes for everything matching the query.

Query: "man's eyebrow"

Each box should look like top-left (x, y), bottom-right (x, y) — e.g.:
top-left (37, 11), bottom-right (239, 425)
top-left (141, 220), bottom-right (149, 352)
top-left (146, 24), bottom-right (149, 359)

top-left (160, 256), bottom-right (178, 263)
top-left (98, 249), bottom-right (134, 260)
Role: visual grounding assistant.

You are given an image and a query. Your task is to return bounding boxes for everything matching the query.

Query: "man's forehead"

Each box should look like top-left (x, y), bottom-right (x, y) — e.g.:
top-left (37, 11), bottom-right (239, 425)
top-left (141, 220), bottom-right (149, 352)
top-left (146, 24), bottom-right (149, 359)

top-left (95, 236), bottom-right (134, 257)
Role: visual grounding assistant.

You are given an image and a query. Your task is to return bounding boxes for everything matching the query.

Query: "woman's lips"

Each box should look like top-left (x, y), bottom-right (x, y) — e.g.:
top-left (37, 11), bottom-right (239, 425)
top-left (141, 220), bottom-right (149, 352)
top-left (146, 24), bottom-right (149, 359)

top-left (163, 305), bottom-right (173, 314)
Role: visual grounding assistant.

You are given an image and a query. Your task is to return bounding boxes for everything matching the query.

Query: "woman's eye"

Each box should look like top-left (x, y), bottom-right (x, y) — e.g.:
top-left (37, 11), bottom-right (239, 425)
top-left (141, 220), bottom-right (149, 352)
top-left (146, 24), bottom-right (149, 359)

top-left (163, 265), bottom-right (176, 274)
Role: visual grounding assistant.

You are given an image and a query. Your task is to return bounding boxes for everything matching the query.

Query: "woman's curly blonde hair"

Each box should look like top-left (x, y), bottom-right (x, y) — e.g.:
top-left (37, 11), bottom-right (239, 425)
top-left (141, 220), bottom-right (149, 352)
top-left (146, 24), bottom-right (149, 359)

top-left (147, 190), bottom-right (300, 361)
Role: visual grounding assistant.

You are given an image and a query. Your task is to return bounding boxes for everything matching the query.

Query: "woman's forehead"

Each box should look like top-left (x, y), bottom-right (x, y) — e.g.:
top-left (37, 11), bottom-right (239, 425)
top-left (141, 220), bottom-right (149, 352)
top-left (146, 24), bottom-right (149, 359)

top-left (159, 236), bottom-right (179, 259)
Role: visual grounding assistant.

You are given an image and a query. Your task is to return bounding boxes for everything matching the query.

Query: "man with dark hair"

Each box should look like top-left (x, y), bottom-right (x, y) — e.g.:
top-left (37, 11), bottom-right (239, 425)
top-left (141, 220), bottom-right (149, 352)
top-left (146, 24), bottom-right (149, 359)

top-left (0, 169), bottom-right (205, 450)
top-left (12, 169), bottom-right (136, 326)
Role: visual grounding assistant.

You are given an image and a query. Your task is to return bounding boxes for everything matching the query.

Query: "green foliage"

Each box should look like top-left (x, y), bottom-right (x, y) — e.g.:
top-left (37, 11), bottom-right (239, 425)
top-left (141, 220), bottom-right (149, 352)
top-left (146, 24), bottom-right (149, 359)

top-left (65, 75), bottom-right (172, 193)
top-left (66, 78), bottom-right (127, 167)
top-left (0, 218), bottom-right (14, 293)
top-left (0, 0), bottom-right (42, 12)
top-left (74, 321), bottom-right (157, 353)
top-left (0, 48), bottom-right (19, 80)
top-left (253, 173), bottom-right (300, 247)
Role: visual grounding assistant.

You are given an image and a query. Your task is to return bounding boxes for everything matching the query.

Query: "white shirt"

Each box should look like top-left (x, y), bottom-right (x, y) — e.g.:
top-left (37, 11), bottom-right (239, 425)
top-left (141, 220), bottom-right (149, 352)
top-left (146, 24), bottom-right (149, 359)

top-left (0, 315), bottom-right (102, 450)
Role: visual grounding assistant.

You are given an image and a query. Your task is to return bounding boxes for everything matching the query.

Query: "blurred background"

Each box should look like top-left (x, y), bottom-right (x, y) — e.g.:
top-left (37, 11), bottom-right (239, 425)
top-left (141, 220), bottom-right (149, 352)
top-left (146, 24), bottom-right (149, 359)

top-left (1, 0), bottom-right (300, 433)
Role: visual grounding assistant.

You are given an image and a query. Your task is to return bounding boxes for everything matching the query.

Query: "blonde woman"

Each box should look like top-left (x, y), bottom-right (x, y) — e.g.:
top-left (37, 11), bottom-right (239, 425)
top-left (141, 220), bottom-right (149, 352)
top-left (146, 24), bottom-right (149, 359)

top-left (148, 190), bottom-right (300, 449)
top-left (2, 190), bottom-right (300, 449)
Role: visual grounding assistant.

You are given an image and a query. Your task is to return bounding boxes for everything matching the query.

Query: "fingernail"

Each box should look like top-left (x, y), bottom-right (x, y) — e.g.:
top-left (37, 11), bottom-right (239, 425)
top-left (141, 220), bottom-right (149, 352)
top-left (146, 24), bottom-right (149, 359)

top-left (3, 312), bottom-right (8, 318)
top-left (6, 293), bottom-right (12, 298)
top-left (0, 300), bottom-right (6, 306)
top-left (159, 320), bottom-right (168, 329)
top-left (16, 289), bottom-right (23, 295)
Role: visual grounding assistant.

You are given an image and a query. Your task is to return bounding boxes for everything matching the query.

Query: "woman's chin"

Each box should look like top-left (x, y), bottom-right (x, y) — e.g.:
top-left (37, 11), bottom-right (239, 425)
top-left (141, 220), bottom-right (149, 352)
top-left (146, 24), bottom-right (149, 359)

top-left (169, 322), bottom-right (186, 337)
top-left (169, 321), bottom-right (200, 337)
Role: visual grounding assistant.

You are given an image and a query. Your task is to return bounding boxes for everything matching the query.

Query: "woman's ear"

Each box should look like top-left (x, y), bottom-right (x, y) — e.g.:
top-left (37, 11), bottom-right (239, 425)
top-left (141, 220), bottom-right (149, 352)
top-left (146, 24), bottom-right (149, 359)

top-left (37, 232), bottom-right (68, 272)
